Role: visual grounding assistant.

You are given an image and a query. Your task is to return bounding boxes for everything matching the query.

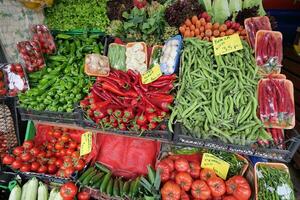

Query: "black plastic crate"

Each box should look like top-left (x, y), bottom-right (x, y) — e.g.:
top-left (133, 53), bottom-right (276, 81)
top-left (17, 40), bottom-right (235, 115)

top-left (173, 123), bottom-right (300, 163)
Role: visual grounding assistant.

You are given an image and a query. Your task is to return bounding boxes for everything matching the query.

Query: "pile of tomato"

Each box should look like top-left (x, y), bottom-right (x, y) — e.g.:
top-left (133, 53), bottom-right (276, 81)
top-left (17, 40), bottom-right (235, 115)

top-left (157, 156), bottom-right (251, 200)
top-left (2, 129), bottom-right (87, 178)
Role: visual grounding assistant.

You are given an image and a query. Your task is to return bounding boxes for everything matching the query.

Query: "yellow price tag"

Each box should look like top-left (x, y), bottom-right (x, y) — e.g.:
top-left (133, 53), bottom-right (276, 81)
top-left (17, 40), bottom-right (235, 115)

top-left (212, 34), bottom-right (243, 56)
top-left (201, 153), bottom-right (230, 180)
top-left (80, 132), bottom-right (92, 156)
top-left (142, 64), bottom-right (162, 84)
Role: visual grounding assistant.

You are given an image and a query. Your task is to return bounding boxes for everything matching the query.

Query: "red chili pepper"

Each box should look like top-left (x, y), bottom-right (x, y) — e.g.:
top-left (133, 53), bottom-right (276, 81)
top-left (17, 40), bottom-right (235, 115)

top-left (123, 108), bottom-right (134, 120)
top-left (149, 97), bottom-right (172, 112)
top-left (127, 69), bottom-right (139, 85)
top-left (92, 86), bottom-right (109, 101)
top-left (102, 82), bottom-right (138, 98)
top-left (113, 109), bottom-right (123, 118)
top-left (90, 100), bottom-right (111, 110)
top-left (138, 74), bottom-right (148, 92)
top-left (97, 76), bottom-right (129, 89)
top-left (148, 80), bottom-right (174, 88)
top-left (146, 112), bottom-right (158, 122)
top-left (140, 125), bottom-right (148, 132)
top-left (102, 116), bottom-right (110, 123)
top-left (258, 81), bottom-right (265, 120)
top-left (111, 121), bottom-right (118, 128)
top-left (137, 114), bottom-right (148, 126)
top-left (119, 123), bottom-right (127, 131)
top-left (80, 99), bottom-right (90, 109)
top-left (270, 128), bottom-right (278, 145)
top-left (87, 109), bottom-right (94, 118)
top-left (145, 106), bottom-right (156, 114)
top-left (150, 83), bottom-right (174, 93)
top-left (156, 74), bottom-right (177, 81)
top-left (157, 110), bottom-right (167, 118)
top-left (122, 117), bottom-right (130, 123)
top-left (148, 94), bottom-right (174, 103)
top-left (110, 115), bottom-right (117, 123)
top-left (160, 124), bottom-right (167, 130)
top-left (94, 108), bottom-right (108, 120)
top-left (148, 122), bottom-right (158, 130)
top-left (133, 85), bottom-right (157, 109)
top-left (116, 70), bottom-right (131, 83)
top-left (101, 89), bottom-right (123, 106)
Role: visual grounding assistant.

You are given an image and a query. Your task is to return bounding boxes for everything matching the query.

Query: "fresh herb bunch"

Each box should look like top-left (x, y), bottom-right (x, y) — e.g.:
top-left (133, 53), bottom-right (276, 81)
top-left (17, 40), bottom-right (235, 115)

top-left (44, 0), bottom-right (110, 31)
top-left (107, 0), bottom-right (133, 20)
top-left (165, 0), bottom-right (204, 27)
top-left (231, 6), bottom-right (259, 26)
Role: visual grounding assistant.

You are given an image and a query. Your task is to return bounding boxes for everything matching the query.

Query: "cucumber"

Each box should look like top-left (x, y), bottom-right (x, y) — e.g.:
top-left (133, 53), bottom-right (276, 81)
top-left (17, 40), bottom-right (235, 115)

top-left (92, 175), bottom-right (105, 188)
top-left (119, 179), bottom-right (124, 197)
top-left (89, 172), bottom-right (104, 186)
top-left (79, 167), bottom-right (94, 182)
top-left (106, 178), bottom-right (113, 196)
top-left (100, 172), bottom-right (112, 192)
top-left (82, 170), bottom-right (97, 185)
top-left (8, 184), bottom-right (21, 200)
top-left (113, 178), bottom-right (120, 197)
top-left (95, 162), bottom-right (110, 173)
top-left (122, 180), bottom-right (130, 196)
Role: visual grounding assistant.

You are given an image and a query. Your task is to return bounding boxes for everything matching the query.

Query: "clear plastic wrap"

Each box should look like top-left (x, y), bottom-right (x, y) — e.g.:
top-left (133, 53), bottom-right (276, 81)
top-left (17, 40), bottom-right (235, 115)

top-left (107, 43), bottom-right (126, 71)
top-left (0, 70), bottom-right (7, 96)
top-left (84, 54), bottom-right (110, 77)
top-left (17, 40), bottom-right (45, 73)
top-left (126, 42), bottom-right (148, 73)
top-left (18, 0), bottom-right (53, 10)
top-left (255, 30), bottom-right (283, 74)
top-left (160, 35), bottom-right (183, 75)
top-left (244, 16), bottom-right (272, 49)
top-left (2, 63), bottom-right (29, 96)
top-left (258, 77), bottom-right (295, 129)
top-left (30, 24), bottom-right (56, 54)
top-left (149, 45), bottom-right (163, 68)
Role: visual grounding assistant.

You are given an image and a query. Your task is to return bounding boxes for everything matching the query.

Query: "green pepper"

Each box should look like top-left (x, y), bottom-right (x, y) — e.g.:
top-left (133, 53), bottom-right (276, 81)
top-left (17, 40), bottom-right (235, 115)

top-left (56, 34), bottom-right (72, 40)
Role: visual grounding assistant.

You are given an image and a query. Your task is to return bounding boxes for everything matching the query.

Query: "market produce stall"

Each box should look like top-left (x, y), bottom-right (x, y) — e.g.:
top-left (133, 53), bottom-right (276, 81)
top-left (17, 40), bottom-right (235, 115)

top-left (0, 0), bottom-right (299, 199)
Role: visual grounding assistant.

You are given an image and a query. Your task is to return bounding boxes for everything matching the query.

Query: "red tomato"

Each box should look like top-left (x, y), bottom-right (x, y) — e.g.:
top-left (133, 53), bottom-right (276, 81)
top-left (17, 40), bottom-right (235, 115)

top-left (225, 176), bottom-right (251, 200)
top-left (71, 151), bottom-right (80, 159)
top-left (31, 161), bottom-right (40, 171)
top-left (60, 182), bottom-right (78, 200)
top-left (60, 149), bottom-right (67, 157)
top-left (75, 159), bottom-right (85, 171)
top-left (175, 172), bottom-right (193, 191)
top-left (223, 196), bottom-right (238, 200)
top-left (13, 146), bottom-right (24, 156)
top-left (30, 147), bottom-right (40, 157)
top-left (21, 152), bottom-right (32, 162)
top-left (191, 180), bottom-right (211, 199)
top-left (200, 168), bottom-right (216, 181)
top-left (37, 165), bottom-right (48, 173)
top-left (48, 157), bottom-right (57, 165)
top-left (207, 177), bottom-right (226, 197)
top-left (66, 148), bottom-right (74, 156)
top-left (77, 191), bottom-right (90, 200)
top-left (64, 167), bottom-right (75, 177)
top-left (190, 161), bottom-right (201, 179)
top-left (45, 151), bottom-right (53, 158)
top-left (53, 130), bottom-right (62, 138)
top-left (48, 164), bottom-right (57, 174)
top-left (60, 134), bottom-right (70, 142)
top-left (22, 140), bottom-right (34, 149)
top-left (162, 158), bottom-right (174, 172)
top-left (174, 158), bottom-right (190, 172)
top-left (55, 142), bottom-right (64, 150)
top-left (20, 163), bottom-right (31, 172)
top-left (57, 169), bottom-right (66, 178)
top-left (170, 171), bottom-right (176, 181)
top-left (161, 181), bottom-right (181, 200)
top-left (11, 160), bottom-right (22, 169)
top-left (2, 154), bottom-right (15, 165)
top-left (47, 130), bottom-right (54, 136)
top-left (69, 141), bottom-right (77, 149)
top-left (157, 162), bottom-right (170, 182)
top-left (180, 190), bottom-right (190, 200)
top-left (47, 143), bottom-right (54, 151)
top-left (55, 159), bottom-right (64, 167)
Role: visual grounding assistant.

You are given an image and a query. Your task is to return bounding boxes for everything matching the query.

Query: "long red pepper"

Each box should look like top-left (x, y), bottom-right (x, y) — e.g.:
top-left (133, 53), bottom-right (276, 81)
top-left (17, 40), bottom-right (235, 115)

top-left (102, 82), bottom-right (137, 98)
top-left (147, 94), bottom-right (174, 103)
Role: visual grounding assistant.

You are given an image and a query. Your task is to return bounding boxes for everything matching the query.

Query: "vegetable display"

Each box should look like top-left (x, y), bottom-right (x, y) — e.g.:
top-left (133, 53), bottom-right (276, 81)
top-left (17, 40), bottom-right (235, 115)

top-left (17, 40), bottom-right (45, 73)
top-left (169, 38), bottom-right (271, 145)
top-left (2, 126), bottom-right (87, 178)
top-left (108, 43), bottom-right (126, 71)
top-left (157, 155), bottom-right (251, 200)
top-left (256, 163), bottom-right (295, 200)
top-left (80, 70), bottom-right (176, 131)
top-left (19, 33), bottom-right (104, 112)
top-left (258, 78), bottom-right (295, 129)
top-left (30, 24), bottom-right (56, 55)
top-left (179, 12), bottom-right (247, 40)
top-left (44, 0), bottom-right (110, 31)
top-left (126, 42), bottom-right (147, 73)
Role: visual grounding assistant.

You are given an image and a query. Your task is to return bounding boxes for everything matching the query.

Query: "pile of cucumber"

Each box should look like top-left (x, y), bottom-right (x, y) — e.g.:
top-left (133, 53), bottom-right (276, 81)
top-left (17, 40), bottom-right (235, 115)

top-left (78, 162), bottom-right (141, 198)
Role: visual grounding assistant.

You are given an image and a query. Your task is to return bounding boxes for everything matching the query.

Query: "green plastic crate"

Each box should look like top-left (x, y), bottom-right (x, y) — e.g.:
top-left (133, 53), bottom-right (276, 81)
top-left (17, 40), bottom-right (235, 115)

top-left (25, 121), bottom-right (36, 141)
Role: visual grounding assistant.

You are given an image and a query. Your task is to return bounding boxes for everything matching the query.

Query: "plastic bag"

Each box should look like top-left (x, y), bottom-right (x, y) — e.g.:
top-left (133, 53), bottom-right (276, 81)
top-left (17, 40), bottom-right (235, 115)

top-left (30, 24), bottom-right (56, 54)
top-left (255, 31), bottom-right (283, 74)
top-left (258, 77), bottom-right (295, 129)
top-left (126, 42), bottom-right (148, 73)
top-left (85, 54), bottom-right (110, 76)
top-left (244, 16), bottom-right (272, 49)
top-left (108, 43), bottom-right (126, 71)
top-left (0, 70), bottom-right (8, 96)
top-left (17, 40), bottom-right (45, 73)
top-left (149, 45), bottom-right (162, 68)
top-left (88, 133), bottom-right (160, 179)
top-left (2, 63), bottom-right (29, 96)
top-left (19, 0), bottom-right (53, 10)
top-left (160, 35), bottom-right (183, 75)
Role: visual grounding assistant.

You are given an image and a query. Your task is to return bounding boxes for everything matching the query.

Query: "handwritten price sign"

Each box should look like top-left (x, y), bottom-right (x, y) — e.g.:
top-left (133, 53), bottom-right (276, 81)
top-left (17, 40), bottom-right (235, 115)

top-left (213, 34), bottom-right (243, 56)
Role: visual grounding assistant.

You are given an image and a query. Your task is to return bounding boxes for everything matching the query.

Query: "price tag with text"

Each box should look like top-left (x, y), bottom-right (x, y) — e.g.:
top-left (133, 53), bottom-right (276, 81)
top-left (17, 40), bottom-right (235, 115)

top-left (201, 153), bottom-right (230, 180)
top-left (80, 132), bottom-right (92, 156)
top-left (212, 34), bottom-right (243, 56)
top-left (142, 64), bottom-right (162, 84)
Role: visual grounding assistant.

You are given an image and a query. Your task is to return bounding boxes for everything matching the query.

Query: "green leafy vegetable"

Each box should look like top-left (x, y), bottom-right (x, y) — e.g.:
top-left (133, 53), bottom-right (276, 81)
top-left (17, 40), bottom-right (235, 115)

top-left (242, 0), bottom-right (266, 16)
top-left (229, 0), bottom-right (242, 14)
top-left (212, 0), bottom-right (231, 23)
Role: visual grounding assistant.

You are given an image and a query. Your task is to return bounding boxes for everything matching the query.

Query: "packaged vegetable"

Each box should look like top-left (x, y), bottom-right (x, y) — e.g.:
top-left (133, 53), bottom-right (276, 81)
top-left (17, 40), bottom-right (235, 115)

top-left (160, 35), bottom-right (183, 75)
top-left (85, 54), bottom-right (110, 76)
top-left (255, 162), bottom-right (295, 200)
top-left (244, 16), bottom-right (271, 49)
top-left (258, 78), bottom-right (295, 129)
top-left (17, 40), bottom-right (45, 73)
top-left (255, 30), bottom-right (283, 74)
top-left (0, 70), bottom-right (7, 96)
top-left (126, 42), bottom-right (147, 73)
top-left (149, 45), bottom-right (162, 68)
top-left (30, 24), bottom-right (56, 54)
top-left (2, 63), bottom-right (29, 96)
top-left (108, 43), bottom-right (126, 71)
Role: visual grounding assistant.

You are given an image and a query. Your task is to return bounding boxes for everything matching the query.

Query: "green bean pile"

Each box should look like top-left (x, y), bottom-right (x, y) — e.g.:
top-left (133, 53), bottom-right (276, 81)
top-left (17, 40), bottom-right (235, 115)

top-left (257, 165), bottom-right (295, 200)
top-left (169, 38), bottom-right (271, 145)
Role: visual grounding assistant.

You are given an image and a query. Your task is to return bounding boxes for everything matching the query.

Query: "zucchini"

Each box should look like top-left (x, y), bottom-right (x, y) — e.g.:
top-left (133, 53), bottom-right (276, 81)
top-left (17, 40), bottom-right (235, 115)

top-left (8, 184), bottom-right (21, 200)
top-left (37, 181), bottom-right (48, 200)
top-left (95, 162), bottom-right (110, 173)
